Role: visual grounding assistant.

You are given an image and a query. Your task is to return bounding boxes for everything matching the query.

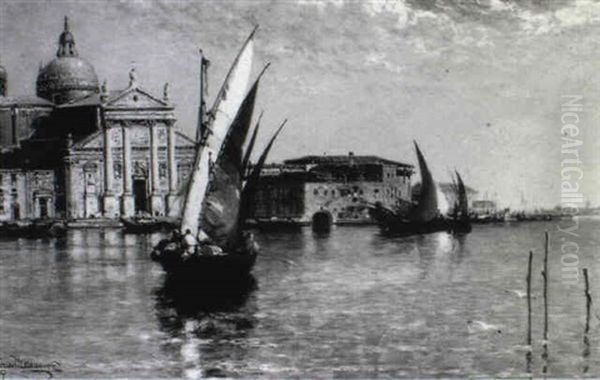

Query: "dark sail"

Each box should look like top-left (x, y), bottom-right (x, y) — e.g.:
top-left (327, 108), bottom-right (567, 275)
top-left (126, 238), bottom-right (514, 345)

top-left (410, 141), bottom-right (438, 222)
top-left (238, 119), bottom-right (287, 227)
top-left (200, 75), bottom-right (261, 248)
top-left (455, 170), bottom-right (469, 218)
top-left (241, 111), bottom-right (263, 178)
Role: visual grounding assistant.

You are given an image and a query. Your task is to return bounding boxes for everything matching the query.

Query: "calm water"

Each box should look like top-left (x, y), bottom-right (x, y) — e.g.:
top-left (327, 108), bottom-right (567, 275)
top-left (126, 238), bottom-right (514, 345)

top-left (0, 219), bottom-right (599, 378)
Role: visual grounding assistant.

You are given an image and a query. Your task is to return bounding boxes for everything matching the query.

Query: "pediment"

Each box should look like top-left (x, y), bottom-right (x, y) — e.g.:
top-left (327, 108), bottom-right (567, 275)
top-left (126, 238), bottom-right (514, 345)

top-left (105, 87), bottom-right (170, 109)
top-left (175, 131), bottom-right (195, 147)
top-left (72, 131), bottom-right (103, 149)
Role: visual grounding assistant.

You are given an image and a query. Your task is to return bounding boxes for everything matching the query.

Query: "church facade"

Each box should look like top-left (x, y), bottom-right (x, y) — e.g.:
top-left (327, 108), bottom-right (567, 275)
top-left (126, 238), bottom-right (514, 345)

top-left (0, 17), bottom-right (195, 222)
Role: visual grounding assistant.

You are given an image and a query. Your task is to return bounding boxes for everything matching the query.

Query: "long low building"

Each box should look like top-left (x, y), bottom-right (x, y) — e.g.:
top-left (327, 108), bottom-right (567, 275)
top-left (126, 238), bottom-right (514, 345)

top-left (251, 153), bottom-right (415, 225)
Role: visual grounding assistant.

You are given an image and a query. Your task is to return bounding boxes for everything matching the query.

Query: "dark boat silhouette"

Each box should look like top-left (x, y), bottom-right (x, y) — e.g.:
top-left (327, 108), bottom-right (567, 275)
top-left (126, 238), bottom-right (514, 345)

top-left (121, 216), bottom-right (177, 234)
top-left (0, 219), bottom-right (67, 238)
top-left (451, 170), bottom-right (472, 234)
top-left (370, 142), bottom-right (471, 236)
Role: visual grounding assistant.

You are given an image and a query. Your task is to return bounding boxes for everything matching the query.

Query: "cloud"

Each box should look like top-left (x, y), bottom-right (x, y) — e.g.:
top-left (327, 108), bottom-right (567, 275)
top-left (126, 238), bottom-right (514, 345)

top-left (362, 0), bottom-right (410, 28)
top-left (365, 52), bottom-right (403, 73)
top-left (488, 0), bottom-right (515, 12)
top-left (555, 0), bottom-right (600, 27)
top-left (296, 0), bottom-right (345, 11)
top-left (517, 9), bottom-right (555, 35)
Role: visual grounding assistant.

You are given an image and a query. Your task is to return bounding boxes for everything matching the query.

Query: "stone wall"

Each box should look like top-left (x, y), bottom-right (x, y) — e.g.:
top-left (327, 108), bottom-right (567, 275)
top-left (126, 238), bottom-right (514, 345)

top-left (0, 169), bottom-right (56, 221)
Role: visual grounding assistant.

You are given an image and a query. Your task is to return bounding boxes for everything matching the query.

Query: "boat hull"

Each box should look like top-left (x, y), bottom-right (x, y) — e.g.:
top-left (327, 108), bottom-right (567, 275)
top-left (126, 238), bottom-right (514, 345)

top-left (121, 218), bottom-right (178, 234)
top-left (151, 246), bottom-right (258, 283)
top-left (371, 208), bottom-right (471, 236)
top-left (0, 220), bottom-right (67, 238)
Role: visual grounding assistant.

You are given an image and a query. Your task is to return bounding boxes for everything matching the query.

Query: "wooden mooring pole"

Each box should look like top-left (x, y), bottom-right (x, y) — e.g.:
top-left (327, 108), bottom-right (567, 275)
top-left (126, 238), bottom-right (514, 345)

top-left (543, 231), bottom-right (549, 343)
top-left (527, 250), bottom-right (533, 346)
top-left (584, 268), bottom-right (591, 340)
top-left (583, 268), bottom-right (591, 372)
top-left (584, 268), bottom-right (591, 333)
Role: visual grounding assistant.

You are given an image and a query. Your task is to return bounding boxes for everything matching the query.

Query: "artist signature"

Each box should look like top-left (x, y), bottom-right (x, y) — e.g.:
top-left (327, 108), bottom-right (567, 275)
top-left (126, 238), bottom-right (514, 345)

top-left (0, 355), bottom-right (62, 379)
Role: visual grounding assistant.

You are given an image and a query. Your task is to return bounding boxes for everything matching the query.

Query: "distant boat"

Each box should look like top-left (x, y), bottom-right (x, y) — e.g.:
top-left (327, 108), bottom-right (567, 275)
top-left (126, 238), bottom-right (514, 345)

top-left (120, 216), bottom-right (177, 234)
top-left (250, 218), bottom-right (303, 232)
top-left (0, 219), bottom-right (67, 238)
top-left (370, 142), bottom-right (471, 236)
top-left (151, 27), bottom-right (286, 282)
top-left (451, 170), bottom-right (471, 233)
top-left (370, 142), bottom-right (450, 236)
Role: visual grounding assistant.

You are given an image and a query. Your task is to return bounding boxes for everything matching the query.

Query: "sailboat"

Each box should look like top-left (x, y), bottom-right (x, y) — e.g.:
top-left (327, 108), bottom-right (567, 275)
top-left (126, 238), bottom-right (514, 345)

top-left (451, 170), bottom-right (472, 233)
top-left (150, 28), bottom-right (285, 281)
top-left (370, 141), bottom-right (462, 236)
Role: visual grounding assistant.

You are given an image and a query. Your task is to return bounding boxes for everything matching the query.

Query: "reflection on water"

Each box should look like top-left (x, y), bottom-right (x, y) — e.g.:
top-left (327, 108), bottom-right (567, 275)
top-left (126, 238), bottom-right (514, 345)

top-left (0, 220), bottom-right (599, 377)
top-left (154, 276), bottom-right (258, 378)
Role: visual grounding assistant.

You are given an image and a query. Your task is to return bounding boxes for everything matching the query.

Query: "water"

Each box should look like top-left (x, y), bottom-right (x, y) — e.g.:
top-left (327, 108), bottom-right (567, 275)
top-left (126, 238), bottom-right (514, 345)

top-left (0, 219), bottom-right (599, 377)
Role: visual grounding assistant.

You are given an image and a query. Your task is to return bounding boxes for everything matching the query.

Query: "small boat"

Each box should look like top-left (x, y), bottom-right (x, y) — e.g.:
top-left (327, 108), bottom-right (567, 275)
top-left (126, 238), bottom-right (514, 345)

top-left (0, 219), bottom-right (67, 238)
top-left (151, 27), bottom-right (287, 282)
top-left (371, 142), bottom-right (471, 236)
top-left (151, 247), bottom-right (258, 281)
top-left (251, 218), bottom-right (304, 232)
top-left (450, 170), bottom-right (471, 233)
top-left (120, 216), bottom-right (177, 234)
top-left (371, 142), bottom-right (445, 236)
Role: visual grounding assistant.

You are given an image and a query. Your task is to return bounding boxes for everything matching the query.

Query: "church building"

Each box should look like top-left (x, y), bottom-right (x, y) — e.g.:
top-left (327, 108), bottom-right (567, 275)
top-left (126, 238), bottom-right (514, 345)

top-left (0, 17), bottom-right (196, 221)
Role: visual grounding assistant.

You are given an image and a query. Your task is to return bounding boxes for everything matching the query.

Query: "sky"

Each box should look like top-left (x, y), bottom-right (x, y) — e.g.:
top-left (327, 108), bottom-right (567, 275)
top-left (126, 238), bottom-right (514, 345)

top-left (1, 0), bottom-right (599, 208)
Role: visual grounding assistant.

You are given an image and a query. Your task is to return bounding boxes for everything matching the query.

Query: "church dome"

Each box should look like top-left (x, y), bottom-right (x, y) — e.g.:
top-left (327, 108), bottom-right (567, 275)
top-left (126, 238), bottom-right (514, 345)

top-left (36, 17), bottom-right (99, 105)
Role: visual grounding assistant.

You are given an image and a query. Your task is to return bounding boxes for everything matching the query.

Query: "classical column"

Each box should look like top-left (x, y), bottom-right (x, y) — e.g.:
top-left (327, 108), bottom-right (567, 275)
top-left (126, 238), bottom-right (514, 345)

top-left (103, 124), bottom-right (113, 192)
top-left (11, 108), bottom-right (19, 147)
top-left (149, 122), bottom-right (164, 216)
top-left (168, 124), bottom-right (177, 193)
top-left (121, 123), bottom-right (134, 216)
top-left (150, 123), bottom-right (160, 193)
top-left (166, 122), bottom-right (179, 216)
top-left (102, 117), bottom-right (118, 218)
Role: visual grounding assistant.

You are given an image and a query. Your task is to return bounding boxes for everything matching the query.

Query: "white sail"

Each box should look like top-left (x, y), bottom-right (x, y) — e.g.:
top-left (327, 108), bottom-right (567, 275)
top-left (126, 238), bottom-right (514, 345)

top-left (180, 30), bottom-right (256, 235)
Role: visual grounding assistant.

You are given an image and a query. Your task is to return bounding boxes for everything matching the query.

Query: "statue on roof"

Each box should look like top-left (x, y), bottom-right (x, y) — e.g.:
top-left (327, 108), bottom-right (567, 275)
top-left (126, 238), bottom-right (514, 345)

top-left (163, 82), bottom-right (169, 101)
top-left (128, 66), bottom-right (137, 87)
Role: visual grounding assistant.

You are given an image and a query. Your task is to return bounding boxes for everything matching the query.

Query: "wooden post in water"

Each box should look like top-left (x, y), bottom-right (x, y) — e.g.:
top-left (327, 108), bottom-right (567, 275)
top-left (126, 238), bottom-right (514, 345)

top-left (543, 231), bottom-right (549, 343)
top-left (584, 268), bottom-right (591, 339)
top-left (583, 268), bottom-right (591, 371)
top-left (527, 250), bottom-right (533, 346)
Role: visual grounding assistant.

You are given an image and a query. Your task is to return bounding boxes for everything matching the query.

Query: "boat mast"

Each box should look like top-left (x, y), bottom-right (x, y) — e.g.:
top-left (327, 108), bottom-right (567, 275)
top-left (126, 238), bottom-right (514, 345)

top-left (196, 49), bottom-right (209, 143)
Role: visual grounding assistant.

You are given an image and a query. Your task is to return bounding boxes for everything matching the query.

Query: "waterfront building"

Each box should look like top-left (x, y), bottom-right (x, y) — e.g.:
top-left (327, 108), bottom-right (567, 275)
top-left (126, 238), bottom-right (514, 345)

top-left (252, 153), bottom-right (414, 225)
top-left (0, 17), bottom-right (195, 221)
top-left (471, 200), bottom-right (497, 215)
